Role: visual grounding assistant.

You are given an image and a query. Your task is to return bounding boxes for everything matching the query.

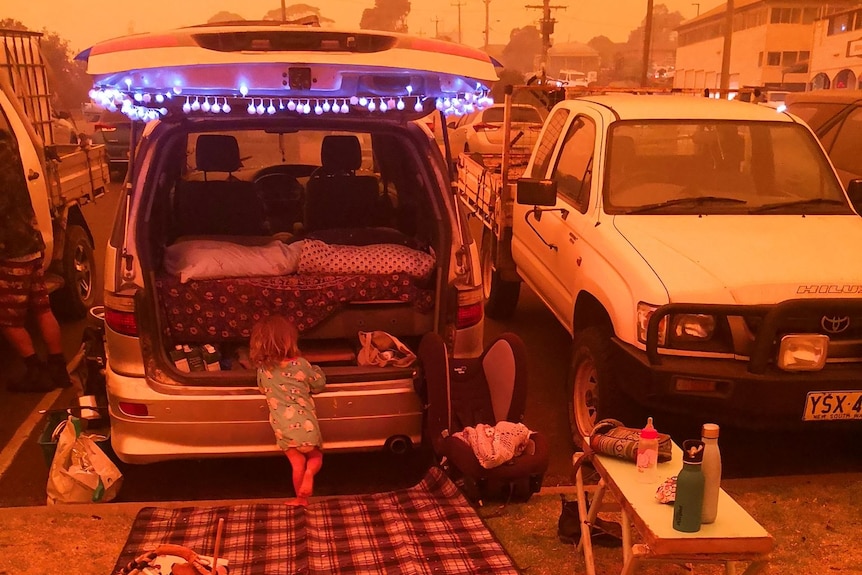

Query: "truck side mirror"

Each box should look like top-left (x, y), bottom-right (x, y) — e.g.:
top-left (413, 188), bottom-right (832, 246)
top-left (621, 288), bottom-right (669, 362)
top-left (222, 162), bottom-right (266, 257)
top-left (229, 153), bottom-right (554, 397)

top-left (517, 178), bottom-right (556, 206)
top-left (847, 179), bottom-right (862, 214)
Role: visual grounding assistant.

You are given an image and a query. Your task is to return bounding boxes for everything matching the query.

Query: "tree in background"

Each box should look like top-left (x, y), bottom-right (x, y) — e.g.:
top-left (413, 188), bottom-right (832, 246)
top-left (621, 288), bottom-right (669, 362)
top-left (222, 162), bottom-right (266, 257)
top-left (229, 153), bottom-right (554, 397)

top-left (577, 4), bottom-right (682, 86)
top-left (500, 27), bottom-right (542, 76)
top-left (262, 4), bottom-right (335, 25)
top-left (208, 12), bottom-right (245, 23)
top-left (587, 35), bottom-right (617, 82)
top-left (360, 0), bottom-right (411, 32)
top-left (0, 18), bottom-right (91, 112)
top-left (621, 4), bottom-right (683, 84)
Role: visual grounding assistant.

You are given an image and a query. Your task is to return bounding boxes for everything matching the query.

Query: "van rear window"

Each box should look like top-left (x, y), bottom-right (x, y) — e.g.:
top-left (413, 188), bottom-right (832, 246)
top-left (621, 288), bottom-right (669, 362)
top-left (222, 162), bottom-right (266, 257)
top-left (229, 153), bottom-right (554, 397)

top-left (191, 30), bottom-right (397, 53)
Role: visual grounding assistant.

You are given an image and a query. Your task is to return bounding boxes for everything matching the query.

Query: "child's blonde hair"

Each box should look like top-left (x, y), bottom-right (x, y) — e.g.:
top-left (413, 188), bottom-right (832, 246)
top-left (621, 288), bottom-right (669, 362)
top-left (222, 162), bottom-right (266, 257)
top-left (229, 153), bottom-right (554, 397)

top-left (249, 315), bottom-right (300, 367)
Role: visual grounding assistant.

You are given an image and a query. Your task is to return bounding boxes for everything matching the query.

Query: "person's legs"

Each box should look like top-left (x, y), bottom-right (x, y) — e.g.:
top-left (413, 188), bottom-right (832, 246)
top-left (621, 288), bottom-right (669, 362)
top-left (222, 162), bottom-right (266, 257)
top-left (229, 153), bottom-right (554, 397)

top-left (35, 309), bottom-right (71, 387)
top-left (30, 263), bottom-right (70, 387)
top-left (34, 308), bottom-right (63, 355)
top-left (285, 448), bottom-right (309, 506)
top-left (298, 448), bottom-right (323, 499)
top-left (0, 325), bottom-right (37, 357)
top-left (0, 259), bottom-right (55, 392)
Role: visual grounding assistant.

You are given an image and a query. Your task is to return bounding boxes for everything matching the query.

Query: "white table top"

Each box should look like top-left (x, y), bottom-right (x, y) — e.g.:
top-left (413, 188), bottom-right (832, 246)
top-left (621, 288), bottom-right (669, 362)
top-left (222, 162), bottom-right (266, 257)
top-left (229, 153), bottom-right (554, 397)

top-left (590, 442), bottom-right (774, 556)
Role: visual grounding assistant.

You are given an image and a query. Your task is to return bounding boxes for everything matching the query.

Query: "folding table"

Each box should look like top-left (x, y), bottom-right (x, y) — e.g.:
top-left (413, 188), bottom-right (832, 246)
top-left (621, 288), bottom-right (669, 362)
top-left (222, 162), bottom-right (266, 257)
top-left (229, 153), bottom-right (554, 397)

top-left (572, 441), bottom-right (773, 575)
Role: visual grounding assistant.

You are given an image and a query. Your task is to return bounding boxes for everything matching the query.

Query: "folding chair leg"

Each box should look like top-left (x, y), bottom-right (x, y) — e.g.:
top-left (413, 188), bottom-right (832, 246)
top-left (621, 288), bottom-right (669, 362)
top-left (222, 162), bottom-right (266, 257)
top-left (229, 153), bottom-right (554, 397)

top-left (575, 454), bottom-right (597, 575)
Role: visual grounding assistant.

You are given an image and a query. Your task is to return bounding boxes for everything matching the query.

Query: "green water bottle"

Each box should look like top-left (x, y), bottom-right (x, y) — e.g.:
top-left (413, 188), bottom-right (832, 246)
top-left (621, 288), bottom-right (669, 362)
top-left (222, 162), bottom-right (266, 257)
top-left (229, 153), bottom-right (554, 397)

top-left (673, 439), bottom-right (705, 533)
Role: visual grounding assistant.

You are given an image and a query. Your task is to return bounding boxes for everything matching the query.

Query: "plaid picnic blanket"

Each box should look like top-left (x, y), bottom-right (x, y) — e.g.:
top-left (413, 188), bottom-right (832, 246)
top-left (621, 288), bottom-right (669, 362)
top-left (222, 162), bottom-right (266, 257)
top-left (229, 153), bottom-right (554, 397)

top-left (112, 466), bottom-right (520, 574)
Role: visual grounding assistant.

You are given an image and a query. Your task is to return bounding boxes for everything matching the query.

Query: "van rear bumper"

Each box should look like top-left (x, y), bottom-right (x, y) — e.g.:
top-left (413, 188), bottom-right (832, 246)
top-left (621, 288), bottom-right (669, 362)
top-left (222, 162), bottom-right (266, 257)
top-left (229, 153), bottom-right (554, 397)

top-left (105, 365), bottom-right (423, 464)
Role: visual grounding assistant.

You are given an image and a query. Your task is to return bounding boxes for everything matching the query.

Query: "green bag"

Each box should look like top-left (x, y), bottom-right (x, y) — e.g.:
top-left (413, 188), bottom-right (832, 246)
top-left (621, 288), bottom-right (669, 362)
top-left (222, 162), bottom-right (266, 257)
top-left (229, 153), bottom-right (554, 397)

top-left (588, 419), bottom-right (673, 463)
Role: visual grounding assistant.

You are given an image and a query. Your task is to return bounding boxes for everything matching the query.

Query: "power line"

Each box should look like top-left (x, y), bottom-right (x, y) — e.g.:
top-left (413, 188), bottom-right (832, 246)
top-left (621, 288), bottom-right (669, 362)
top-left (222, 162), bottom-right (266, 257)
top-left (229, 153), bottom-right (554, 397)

top-left (484, 0), bottom-right (491, 51)
top-left (452, 0), bottom-right (466, 44)
top-left (525, 0), bottom-right (567, 76)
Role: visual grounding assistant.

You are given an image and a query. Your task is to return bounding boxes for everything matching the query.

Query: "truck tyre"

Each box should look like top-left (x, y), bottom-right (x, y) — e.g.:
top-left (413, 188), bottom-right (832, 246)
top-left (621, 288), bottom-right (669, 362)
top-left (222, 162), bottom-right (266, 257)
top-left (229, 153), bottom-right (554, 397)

top-left (568, 326), bottom-right (642, 447)
top-left (50, 225), bottom-right (97, 320)
top-left (481, 229), bottom-right (520, 319)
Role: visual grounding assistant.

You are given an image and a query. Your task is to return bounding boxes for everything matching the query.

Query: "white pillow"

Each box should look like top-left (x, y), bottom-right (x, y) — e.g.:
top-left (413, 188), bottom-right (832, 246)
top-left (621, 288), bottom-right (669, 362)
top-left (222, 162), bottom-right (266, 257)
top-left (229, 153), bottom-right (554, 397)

top-left (164, 240), bottom-right (302, 283)
top-left (298, 239), bottom-right (435, 279)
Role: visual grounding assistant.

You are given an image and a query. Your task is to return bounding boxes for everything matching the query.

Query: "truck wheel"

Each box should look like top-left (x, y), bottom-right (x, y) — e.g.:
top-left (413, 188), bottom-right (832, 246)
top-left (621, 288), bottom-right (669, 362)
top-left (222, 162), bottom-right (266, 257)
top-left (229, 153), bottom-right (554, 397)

top-left (50, 225), bottom-right (97, 320)
top-left (568, 326), bottom-right (641, 447)
top-left (481, 229), bottom-right (520, 319)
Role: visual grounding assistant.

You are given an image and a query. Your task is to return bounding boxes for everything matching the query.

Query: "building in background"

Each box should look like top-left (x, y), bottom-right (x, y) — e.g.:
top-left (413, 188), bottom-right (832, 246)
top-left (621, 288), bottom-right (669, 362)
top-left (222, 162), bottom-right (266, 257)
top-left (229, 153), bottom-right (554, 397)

top-left (674, 1), bottom-right (859, 94)
top-left (546, 42), bottom-right (600, 82)
top-left (809, 5), bottom-right (862, 89)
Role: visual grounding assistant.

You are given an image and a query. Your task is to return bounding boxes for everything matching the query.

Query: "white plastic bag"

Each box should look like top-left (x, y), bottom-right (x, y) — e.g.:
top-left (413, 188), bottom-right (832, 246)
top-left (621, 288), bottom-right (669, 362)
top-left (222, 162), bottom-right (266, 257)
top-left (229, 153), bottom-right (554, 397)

top-left (357, 331), bottom-right (417, 368)
top-left (46, 416), bottom-right (123, 505)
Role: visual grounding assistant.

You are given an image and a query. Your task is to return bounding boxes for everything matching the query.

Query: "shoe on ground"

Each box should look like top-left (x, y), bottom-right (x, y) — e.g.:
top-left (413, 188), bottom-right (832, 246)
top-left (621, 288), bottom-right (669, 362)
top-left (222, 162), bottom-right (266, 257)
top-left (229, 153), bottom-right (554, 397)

top-left (7, 359), bottom-right (56, 393)
top-left (46, 353), bottom-right (73, 388)
top-left (557, 493), bottom-right (623, 547)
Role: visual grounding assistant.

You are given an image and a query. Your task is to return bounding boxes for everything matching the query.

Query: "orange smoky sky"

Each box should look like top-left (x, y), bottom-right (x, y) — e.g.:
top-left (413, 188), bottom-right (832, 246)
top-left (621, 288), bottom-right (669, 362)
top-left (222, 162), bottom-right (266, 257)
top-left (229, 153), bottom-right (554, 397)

top-left (5, 0), bottom-right (721, 53)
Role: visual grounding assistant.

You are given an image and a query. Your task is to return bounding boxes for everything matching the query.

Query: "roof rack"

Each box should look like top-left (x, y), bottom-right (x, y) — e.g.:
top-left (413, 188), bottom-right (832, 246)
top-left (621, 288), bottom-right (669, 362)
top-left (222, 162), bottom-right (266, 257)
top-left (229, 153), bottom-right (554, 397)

top-left (564, 86), bottom-right (702, 97)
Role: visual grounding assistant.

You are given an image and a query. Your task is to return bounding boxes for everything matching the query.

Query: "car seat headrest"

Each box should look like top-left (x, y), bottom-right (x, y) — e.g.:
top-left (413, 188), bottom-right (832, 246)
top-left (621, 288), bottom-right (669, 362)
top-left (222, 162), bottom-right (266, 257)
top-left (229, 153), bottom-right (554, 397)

top-left (196, 134), bottom-right (241, 173)
top-left (321, 135), bottom-right (362, 173)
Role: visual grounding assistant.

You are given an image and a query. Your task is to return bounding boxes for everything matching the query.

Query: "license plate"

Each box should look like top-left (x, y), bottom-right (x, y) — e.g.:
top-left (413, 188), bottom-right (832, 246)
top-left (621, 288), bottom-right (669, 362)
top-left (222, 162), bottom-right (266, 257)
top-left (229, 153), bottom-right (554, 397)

top-left (803, 391), bottom-right (862, 421)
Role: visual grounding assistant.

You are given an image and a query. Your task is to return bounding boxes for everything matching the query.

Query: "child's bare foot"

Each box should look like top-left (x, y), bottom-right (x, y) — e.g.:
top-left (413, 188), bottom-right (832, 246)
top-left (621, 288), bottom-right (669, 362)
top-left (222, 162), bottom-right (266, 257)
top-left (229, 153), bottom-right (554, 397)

top-left (284, 497), bottom-right (308, 507)
top-left (298, 470), bottom-right (315, 498)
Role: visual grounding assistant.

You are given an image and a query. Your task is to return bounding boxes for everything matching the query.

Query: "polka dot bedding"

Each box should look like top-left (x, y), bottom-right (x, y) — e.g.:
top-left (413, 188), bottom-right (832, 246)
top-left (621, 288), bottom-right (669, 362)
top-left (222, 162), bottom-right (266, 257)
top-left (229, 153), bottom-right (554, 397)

top-left (298, 239), bottom-right (436, 279)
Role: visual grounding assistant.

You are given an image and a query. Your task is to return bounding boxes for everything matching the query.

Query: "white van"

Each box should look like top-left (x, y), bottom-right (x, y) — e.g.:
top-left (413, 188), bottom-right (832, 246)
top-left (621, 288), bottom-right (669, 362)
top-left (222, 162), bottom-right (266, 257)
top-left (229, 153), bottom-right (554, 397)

top-left (558, 69), bottom-right (590, 88)
top-left (84, 23), bottom-right (494, 463)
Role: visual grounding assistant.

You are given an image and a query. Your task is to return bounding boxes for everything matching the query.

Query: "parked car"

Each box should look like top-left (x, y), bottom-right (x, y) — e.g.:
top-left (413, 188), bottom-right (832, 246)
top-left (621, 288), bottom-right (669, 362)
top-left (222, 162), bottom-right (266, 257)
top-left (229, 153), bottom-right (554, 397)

top-left (759, 90), bottom-right (790, 110)
top-left (458, 91), bottom-right (862, 441)
top-left (90, 109), bottom-right (133, 180)
top-left (446, 104), bottom-right (544, 159)
top-left (558, 69), bottom-right (591, 88)
top-left (82, 23), bottom-right (493, 464)
top-left (784, 90), bottom-right (862, 189)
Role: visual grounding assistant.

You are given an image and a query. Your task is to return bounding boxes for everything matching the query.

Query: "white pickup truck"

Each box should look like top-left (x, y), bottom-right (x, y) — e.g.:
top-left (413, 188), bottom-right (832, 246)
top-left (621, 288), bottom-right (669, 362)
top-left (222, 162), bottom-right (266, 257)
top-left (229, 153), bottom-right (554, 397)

top-left (457, 89), bottom-right (862, 443)
top-left (1, 28), bottom-right (110, 319)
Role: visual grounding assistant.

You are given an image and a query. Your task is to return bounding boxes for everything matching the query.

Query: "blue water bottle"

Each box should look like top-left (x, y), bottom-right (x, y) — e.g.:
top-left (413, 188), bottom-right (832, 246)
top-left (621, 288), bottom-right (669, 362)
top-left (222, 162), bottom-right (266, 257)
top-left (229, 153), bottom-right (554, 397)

top-left (673, 439), bottom-right (705, 533)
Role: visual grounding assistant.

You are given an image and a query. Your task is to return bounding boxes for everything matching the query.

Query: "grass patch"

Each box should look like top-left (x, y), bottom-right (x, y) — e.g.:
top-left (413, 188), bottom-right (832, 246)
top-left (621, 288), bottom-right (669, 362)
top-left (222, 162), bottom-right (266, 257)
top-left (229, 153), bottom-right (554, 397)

top-left (481, 474), bottom-right (862, 574)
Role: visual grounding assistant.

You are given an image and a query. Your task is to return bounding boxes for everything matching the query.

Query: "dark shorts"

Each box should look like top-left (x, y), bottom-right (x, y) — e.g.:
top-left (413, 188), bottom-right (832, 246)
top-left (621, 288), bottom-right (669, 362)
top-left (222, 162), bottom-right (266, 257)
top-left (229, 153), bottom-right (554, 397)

top-left (0, 257), bottom-right (50, 328)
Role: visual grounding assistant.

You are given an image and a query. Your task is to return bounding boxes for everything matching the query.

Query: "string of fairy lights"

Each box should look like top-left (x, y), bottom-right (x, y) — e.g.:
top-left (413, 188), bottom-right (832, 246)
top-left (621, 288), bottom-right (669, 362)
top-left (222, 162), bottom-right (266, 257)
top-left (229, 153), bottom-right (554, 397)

top-left (88, 82), bottom-right (494, 122)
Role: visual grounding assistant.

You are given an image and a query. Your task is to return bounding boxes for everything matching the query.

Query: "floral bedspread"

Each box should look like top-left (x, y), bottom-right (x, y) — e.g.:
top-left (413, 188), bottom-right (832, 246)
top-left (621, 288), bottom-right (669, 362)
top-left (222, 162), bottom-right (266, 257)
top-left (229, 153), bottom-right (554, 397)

top-left (156, 272), bottom-right (434, 341)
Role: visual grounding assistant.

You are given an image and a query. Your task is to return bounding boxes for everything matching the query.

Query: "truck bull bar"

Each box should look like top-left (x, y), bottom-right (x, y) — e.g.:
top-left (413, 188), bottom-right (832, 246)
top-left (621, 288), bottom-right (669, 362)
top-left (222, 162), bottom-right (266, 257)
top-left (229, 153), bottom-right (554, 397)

top-left (646, 299), bottom-right (862, 374)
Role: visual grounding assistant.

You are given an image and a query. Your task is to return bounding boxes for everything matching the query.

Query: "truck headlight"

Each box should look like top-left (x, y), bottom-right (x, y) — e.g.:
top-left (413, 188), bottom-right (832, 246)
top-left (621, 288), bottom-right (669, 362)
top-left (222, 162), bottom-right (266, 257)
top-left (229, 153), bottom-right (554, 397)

top-left (778, 334), bottom-right (828, 371)
top-left (637, 303), bottom-right (667, 346)
top-left (671, 314), bottom-right (716, 341)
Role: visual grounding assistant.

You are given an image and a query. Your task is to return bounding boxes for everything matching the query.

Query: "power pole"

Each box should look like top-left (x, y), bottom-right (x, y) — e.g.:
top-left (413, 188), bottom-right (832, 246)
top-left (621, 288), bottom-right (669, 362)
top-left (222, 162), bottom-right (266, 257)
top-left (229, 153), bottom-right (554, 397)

top-left (525, 0), bottom-right (566, 79)
top-left (452, 0), bottom-right (466, 44)
top-left (641, 0), bottom-right (654, 87)
top-left (484, 0), bottom-right (491, 51)
top-left (719, 0), bottom-right (734, 95)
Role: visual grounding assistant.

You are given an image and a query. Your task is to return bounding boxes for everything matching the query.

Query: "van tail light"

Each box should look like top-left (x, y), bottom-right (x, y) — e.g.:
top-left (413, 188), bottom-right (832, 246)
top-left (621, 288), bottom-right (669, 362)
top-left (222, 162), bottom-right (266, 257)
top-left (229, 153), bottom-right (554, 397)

top-left (104, 292), bottom-right (138, 336)
top-left (119, 402), bottom-right (149, 417)
top-left (472, 122), bottom-right (500, 132)
top-left (457, 288), bottom-right (484, 329)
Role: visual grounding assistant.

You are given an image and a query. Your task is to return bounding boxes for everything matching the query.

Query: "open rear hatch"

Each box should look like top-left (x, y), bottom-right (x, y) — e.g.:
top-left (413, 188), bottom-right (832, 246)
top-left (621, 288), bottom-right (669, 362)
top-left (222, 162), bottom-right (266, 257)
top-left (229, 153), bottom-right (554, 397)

top-left (80, 24), bottom-right (498, 124)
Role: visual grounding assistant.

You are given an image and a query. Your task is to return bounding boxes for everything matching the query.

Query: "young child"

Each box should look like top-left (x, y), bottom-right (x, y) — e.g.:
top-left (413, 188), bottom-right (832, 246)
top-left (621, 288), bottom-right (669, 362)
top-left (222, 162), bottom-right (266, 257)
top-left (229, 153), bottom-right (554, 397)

top-left (250, 315), bottom-right (326, 506)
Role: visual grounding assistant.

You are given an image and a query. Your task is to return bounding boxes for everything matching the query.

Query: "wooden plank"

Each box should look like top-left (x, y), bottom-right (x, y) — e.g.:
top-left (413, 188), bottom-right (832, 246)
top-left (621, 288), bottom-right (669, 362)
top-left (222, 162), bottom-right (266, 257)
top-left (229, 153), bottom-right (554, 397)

top-left (591, 443), bottom-right (774, 557)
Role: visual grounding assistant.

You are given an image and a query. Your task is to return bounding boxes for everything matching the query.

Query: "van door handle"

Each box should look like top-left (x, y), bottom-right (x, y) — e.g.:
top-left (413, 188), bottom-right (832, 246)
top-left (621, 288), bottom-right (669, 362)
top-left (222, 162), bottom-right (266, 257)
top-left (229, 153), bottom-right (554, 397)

top-left (27, 169), bottom-right (40, 181)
